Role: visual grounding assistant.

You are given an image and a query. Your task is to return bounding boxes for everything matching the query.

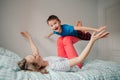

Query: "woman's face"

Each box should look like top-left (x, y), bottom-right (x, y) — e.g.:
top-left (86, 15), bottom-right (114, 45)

top-left (25, 55), bottom-right (43, 68)
top-left (48, 19), bottom-right (61, 32)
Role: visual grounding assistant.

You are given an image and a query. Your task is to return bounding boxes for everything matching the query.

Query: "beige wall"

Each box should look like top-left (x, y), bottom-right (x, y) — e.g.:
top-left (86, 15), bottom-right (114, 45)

top-left (0, 0), bottom-right (102, 59)
top-left (97, 0), bottom-right (120, 63)
top-left (1, 0), bottom-right (120, 62)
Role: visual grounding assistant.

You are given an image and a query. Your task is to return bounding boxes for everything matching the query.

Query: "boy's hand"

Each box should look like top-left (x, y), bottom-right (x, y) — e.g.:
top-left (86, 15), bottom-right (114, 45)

top-left (45, 32), bottom-right (53, 39)
top-left (44, 36), bottom-right (50, 39)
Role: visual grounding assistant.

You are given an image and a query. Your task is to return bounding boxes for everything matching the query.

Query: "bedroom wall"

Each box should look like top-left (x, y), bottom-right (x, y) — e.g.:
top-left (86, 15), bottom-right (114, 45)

top-left (97, 0), bottom-right (120, 63)
top-left (0, 0), bottom-right (120, 63)
top-left (0, 0), bottom-right (98, 58)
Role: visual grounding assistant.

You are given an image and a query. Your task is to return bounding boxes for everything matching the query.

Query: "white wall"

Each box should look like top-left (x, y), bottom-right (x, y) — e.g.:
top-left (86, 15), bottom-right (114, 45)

top-left (97, 0), bottom-right (120, 63)
top-left (0, 0), bottom-right (98, 58)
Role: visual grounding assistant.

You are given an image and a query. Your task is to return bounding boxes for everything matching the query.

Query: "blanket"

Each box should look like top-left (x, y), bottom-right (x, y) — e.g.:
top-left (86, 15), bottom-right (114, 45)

top-left (0, 47), bottom-right (120, 80)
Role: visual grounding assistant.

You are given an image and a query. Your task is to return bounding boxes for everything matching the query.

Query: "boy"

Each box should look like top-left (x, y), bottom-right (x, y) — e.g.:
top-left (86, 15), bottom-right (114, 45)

top-left (46, 15), bottom-right (106, 40)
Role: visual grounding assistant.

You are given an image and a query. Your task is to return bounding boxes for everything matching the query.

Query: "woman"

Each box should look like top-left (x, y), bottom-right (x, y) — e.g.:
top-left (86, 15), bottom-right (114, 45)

top-left (18, 29), bottom-right (109, 74)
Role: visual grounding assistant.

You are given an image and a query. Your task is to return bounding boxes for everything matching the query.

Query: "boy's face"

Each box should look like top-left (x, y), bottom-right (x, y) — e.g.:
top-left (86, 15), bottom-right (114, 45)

top-left (48, 19), bottom-right (61, 32)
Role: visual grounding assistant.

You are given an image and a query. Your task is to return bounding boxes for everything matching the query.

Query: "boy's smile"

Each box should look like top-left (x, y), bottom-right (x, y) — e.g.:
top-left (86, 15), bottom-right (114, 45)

top-left (54, 27), bottom-right (58, 30)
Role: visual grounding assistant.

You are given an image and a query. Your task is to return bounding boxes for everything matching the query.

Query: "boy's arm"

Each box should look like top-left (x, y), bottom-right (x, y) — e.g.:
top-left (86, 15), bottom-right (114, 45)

top-left (45, 32), bottom-right (53, 38)
top-left (74, 26), bottom-right (106, 32)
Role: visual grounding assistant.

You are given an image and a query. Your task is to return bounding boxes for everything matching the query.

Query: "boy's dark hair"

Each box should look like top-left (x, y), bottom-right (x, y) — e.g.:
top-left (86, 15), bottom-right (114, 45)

top-left (47, 15), bottom-right (60, 24)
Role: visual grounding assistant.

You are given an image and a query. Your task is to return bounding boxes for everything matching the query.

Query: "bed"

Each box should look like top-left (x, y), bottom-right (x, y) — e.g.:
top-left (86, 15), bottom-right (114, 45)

top-left (0, 47), bottom-right (120, 80)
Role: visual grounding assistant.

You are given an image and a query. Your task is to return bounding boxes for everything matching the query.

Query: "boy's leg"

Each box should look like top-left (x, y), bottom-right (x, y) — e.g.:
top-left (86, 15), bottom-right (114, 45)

top-left (63, 36), bottom-right (82, 68)
top-left (57, 37), bottom-right (68, 58)
top-left (76, 21), bottom-right (82, 27)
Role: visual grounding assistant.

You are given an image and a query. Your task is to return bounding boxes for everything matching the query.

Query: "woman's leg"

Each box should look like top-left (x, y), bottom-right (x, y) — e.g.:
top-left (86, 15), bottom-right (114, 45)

top-left (63, 36), bottom-right (82, 68)
top-left (57, 37), bottom-right (68, 58)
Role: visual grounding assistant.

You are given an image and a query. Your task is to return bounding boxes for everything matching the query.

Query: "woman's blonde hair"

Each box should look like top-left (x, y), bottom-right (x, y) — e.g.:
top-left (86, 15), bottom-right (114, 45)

top-left (18, 58), bottom-right (48, 74)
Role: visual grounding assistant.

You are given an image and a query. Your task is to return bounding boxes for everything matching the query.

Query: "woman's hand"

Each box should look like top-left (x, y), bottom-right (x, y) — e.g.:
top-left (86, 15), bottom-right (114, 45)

top-left (91, 30), bottom-right (109, 42)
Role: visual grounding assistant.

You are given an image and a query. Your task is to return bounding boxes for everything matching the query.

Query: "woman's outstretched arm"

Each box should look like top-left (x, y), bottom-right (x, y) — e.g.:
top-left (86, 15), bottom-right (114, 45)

top-left (69, 30), bottom-right (109, 67)
top-left (21, 32), bottom-right (40, 56)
